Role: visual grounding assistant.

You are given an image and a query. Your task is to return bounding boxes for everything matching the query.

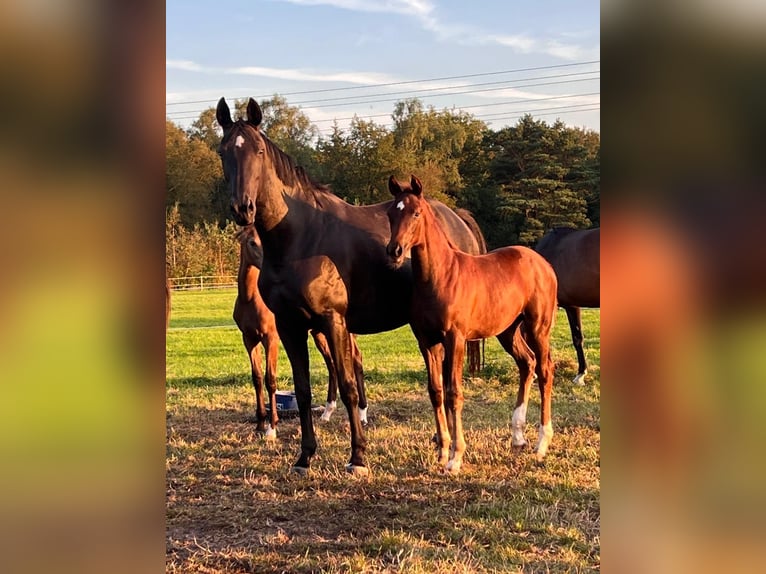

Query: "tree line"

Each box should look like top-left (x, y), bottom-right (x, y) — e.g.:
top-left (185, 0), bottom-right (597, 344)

top-left (166, 95), bottom-right (599, 279)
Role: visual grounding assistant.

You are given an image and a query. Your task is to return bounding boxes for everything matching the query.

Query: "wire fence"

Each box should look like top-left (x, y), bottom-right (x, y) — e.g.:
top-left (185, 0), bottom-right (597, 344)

top-left (169, 275), bottom-right (237, 291)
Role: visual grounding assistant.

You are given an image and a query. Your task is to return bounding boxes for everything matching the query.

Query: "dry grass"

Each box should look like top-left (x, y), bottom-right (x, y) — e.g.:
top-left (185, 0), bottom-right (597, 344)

top-left (167, 290), bottom-right (600, 573)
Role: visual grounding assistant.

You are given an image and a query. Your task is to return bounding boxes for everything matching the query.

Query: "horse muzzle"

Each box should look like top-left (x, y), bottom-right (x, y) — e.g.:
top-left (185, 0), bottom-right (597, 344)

top-left (231, 197), bottom-right (255, 226)
top-left (386, 241), bottom-right (405, 267)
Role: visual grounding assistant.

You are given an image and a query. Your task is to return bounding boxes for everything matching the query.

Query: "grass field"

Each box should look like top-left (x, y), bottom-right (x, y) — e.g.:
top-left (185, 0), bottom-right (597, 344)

top-left (166, 288), bottom-right (600, 573)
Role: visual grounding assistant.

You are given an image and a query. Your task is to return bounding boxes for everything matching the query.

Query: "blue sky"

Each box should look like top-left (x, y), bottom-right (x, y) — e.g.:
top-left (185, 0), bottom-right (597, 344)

top-left (166, 1), bottom-right (599, 135)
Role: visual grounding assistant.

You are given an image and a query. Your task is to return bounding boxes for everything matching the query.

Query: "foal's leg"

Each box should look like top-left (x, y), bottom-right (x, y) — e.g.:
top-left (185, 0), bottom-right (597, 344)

top-left (243, 332), bottom-right (267, 432)
top-left (276, 320), bottom-right (316, 474)
top-left (263, 332), bottom-right (279, 439)
top-left (311, 330), bottom-right (338, 422)
top-left (417, 333), bottom-right (450, 467)
top-left (444, 330), bottom-right (467, 474)
top-left (565, 306), bottom-right (588, 385)
top-left (526, 316), bottom-right (556, 461)
top-left (498, 322), bottom-right (536, 450)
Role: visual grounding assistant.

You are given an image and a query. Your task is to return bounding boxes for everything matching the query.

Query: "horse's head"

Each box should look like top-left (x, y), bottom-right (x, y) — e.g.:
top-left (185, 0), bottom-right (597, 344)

top-left (216, 97), bottom-right (266, 226)
top-left (386, 175), bottom-right (426, 268)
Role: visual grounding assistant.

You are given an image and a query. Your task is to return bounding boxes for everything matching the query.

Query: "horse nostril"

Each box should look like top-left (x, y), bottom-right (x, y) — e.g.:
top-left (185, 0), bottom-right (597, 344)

top-left (387, 243), bottom-right (402, 259)
top-left (248, 199), bottom-right (254, 213)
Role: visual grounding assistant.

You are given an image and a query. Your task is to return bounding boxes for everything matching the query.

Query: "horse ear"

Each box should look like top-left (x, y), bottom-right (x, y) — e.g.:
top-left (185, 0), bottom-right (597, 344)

top-left (410, 175), bottom-right (423, 196)
top-left (247, 98), bottom-right (263, 127)
top-left (216, 97), bottom-right (233, 129)
top-left (388, 175), bottom-right (402, 196)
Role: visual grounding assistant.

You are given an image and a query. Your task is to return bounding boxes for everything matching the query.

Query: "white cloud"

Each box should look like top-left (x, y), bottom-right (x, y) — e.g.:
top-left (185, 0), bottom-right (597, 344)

top-left (166, 59), bottom-right (205, 72)
top-left (225, 66), bottom-right (399, 86)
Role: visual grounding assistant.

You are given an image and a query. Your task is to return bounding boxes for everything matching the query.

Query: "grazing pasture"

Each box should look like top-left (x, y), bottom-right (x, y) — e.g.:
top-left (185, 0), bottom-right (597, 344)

top-left (166, 288), bottom-right (600, 573)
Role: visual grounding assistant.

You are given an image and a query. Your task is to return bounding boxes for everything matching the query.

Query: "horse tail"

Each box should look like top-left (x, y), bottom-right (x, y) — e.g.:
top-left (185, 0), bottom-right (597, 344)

top-left (455, 208), bottom-right (487, 375)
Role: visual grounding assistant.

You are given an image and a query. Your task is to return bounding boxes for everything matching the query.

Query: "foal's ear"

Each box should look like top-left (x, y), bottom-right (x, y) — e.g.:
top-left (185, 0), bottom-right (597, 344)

top-left (388, 175), bottom-right (403, 196)
top-left (247, 98), bottom-right (263, 128)
top-left (216, 97), bottom-right (233, 130)
top-left (410, 175), bottom-right (423, 196)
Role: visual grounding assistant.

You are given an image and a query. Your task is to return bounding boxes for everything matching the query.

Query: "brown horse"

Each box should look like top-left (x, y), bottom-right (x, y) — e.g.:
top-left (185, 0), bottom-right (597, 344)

top-left (535, 227), bottom-right (600, 385)
top-left (216, 97), bottom-right (485, 475)
top-left (386, 175), bottom-right (558, 470)
top-left (233, 225), bottom-right (368, 437)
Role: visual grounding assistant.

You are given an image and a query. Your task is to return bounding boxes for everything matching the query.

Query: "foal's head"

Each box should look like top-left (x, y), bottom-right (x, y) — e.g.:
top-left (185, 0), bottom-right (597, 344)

top-left (386, 175), bottom-right (427, 268)
top-left (237, 225), bottom-right (264, 269)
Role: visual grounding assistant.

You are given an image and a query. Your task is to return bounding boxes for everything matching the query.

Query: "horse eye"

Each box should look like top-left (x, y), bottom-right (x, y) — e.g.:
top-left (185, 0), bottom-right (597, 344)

top-left (414, 211), bottom-right (421, 218)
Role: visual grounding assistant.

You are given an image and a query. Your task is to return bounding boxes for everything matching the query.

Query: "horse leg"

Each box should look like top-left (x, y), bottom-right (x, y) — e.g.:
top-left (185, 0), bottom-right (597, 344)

top-left (276, 320), bottom-right (316, 474)
top-left (444, 330), bottom-right (467, 474)
top-left (498, 321), bottom-right (537, 451)
top-left (263, 332), bottom-right (279, 439)
top-left (351, 335), bottom-right (368, 425)
top-left (417, 335), bottom-right (450, 467)
top-left (311, 330), bottom-right (338, 422)
top-left (526, 315), bottom-right (556, 462)
top-left (565, 306), bottom-right (588, 385)
top-left (243, 333), bottom-right (267, 432)
top-left (320, 313), bottom-right (368, 475)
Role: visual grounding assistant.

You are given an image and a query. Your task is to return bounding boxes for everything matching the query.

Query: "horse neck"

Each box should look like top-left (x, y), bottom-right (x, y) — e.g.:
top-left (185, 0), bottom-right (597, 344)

top-left (252, 152), bottom-right (321, 255)
top-left (411, 202), bottom-right (458, 290)
top-left (237, 244), bottom-right (257, 299)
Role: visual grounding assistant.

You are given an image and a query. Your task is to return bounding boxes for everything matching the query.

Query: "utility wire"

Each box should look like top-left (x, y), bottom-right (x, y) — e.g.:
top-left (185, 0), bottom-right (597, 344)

top-left (166, 60), bottom-right (600, 107)
top-left (167, 77), bottom-right (599, 121)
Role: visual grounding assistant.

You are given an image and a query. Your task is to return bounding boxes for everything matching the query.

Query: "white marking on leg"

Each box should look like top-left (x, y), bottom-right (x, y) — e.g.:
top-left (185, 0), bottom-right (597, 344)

top-left (264, 424), bottom-right (277, 440)
top-left (396, 200), bottom-right (405, 211)
top-left (320, 400), bottom-right (337, 422)
top-left (573, 370), bottom-right (587, 386)
top-left (445, 458), bottom-right (462, 474)
top-left (358, 406), bottom-right (368, 425)
top-left (235, 135), bottom-right (245, 148)
top-left (511, 403), bottom-right (528, 446)
top-left (535, 421), bottom-right (554, 460)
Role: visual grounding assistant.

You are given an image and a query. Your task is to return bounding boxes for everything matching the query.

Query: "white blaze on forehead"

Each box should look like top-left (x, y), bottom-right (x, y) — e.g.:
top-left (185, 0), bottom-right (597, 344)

top-left (235, 135), bottom-right (245, 148)
top-left (396, 201), bottom-right (405, 211)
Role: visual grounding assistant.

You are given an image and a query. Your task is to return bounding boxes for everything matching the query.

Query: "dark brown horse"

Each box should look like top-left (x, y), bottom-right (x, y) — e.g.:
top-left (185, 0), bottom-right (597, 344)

top-left (535, 227), bottom-right (600, 385)
top-left (233, 225), bottom-right (367, 436)
top-left (386, 175), bottom-right (558, 470)
top-left (216, 97), bottom-right (485, 475)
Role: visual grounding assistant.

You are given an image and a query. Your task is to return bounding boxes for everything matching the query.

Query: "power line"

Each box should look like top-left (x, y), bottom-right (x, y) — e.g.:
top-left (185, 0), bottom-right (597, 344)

top-left (166, 60), bottom-right (600, 107)
top-left (166, 76), bottom-right (599, 122)
top-left (167, 70), bottom-right (598, 117)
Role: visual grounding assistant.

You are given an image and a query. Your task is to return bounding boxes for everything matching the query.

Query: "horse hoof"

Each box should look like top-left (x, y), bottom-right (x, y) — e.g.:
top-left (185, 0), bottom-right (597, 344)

top-left (264, 425), bottom-right (277, 440)
top-left (573, 373), bottom-right (586, 386)
top-left (445, 460), bottom-right (462, 474)
top-left (344, 463), bottom-right (369, 477)
top-left (291, 465), bottom-right (310, 476)
top-left (512, 442), bottom-right (528, 453)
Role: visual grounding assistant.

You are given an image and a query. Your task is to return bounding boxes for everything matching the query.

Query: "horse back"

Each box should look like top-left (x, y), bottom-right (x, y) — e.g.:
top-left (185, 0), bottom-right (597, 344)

top-left (536, 228), bottom-right (600, 308)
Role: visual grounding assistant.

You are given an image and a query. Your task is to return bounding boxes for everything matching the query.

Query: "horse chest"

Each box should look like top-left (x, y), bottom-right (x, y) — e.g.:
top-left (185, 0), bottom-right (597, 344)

top-left (260, 256), bottom-right (348, 316)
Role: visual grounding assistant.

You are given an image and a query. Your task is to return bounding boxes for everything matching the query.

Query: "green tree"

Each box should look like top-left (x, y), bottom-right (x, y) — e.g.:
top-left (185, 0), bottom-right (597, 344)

top-left (166, 120), bottom-right (222, 226)
top-left (186, 107), bottom-right (220, 150)
top-left (486, 115), bottom-right (595, 246)
top-left (390, 99), bottom-right (487, 206)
